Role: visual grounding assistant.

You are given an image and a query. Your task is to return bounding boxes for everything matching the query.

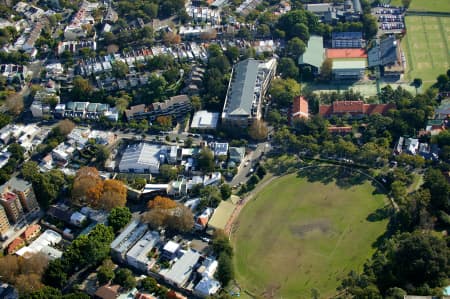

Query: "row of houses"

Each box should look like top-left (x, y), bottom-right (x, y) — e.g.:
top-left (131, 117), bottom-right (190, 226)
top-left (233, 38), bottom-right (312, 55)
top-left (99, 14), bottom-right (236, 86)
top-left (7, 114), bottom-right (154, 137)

top-left (110, 220), bottom-right (221, 297)
top-left (125, 95), bottom-right (191, 122)
top-left (64, 0), bottom-right (99, 40)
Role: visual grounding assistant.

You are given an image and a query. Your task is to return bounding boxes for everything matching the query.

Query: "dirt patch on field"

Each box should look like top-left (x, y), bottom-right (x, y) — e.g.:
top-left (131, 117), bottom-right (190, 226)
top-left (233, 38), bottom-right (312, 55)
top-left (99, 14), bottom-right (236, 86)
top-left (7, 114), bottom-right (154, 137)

top-left (290, 219), bottom-right (332, 237)
top-left (417, 62), bottom-right (432, 69)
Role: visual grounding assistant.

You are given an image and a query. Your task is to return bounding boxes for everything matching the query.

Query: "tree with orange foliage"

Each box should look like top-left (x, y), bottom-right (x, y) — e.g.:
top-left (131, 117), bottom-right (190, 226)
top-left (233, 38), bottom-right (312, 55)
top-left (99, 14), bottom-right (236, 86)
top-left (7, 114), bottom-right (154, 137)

top-left (142, 196), bottom-right (194, 232)
top-left (72, 168), bottom-right (127, 210)
top-left (148, 196), bottom-right (177, 210)
top-left (163, 31), bottom-right (181, 45)
top-left (72, 167), bottom-right (102, 206)
top-left (98, 179), bottom-right (127, 210)
top-left (156, 115), bottom-right (172, 129)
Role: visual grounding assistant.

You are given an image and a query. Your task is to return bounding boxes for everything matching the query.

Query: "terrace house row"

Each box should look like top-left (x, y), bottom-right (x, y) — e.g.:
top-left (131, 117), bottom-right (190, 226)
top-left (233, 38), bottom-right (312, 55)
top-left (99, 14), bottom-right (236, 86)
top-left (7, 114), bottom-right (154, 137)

top-left (125, 95), bottom-right (191, 122)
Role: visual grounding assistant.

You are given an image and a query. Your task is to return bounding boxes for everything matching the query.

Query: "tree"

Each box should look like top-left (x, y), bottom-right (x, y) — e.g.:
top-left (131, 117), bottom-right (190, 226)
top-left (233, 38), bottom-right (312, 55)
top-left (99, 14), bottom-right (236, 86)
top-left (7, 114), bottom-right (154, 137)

top-left (320, 58), bottom-right (332, 81)
top-left (148, 196), bottom-right (177, 210)
top-left (0, 253), bottom-right (48, 294)
top-left (7, 143), bottom-right (25, 161)
top-left (72, 167), bottom-right (102, 206)
top-left (42, 259), bottom-right (67, 289)
top-left (165, 205), bottom-right (194, 233)
top-left (248, 119), bottom-right (268, 141)
top-left (362, 14), bottom-right (378, 40)
top-left (111, 61), bottom-right (129, 79)
top-left (423, 168), bottom-right (450, 212)
top-left (108, 207), bottom-right (132, 233)
top-left (225, 46), bottom-right (239, 63)
top-left (199, 185), bottom-right (222, 208)
top-left (278, 57), bottom-right (299, 79)
top-left (286, 37), bottom-right (306, 59)
top-left (220, 184), bottom-right (232, 200)
top-left (97, 259), bottom-right (115, 285)
top-left (162, 31), bottom-right (181, 45)
top-left (55, 119), bottom-right (75, 136)
top-left (140, 276), bottom-right (158, 293)
top-left (375, 232), bottom-right (450, 292)
top-left (197, 148), bottom-right (215, 172)
top-left (159, 165), bottom-right (180, 181)
top-left (257, 24), bottom-right (271, 37)
top-left (212, 230), bottom-right (233, 257)
top-left (216, 253), bottom-right (234, 286)
top-left (5, 94), bottom-right (24, 116)
top-left (269, 78), bottom-right (301, 108)
top-left (402, 0), bottom-right (411, 8)
top-left (71, 76), bottom-right (92, 99)
top-left (97, 179), bottom-right (127, 211)
top-left (292, 23), bottom-right (309, 42)
top-left (113, 268), bottom-right (136, 290)
top-left (156, 115), bottom-right (172, 129)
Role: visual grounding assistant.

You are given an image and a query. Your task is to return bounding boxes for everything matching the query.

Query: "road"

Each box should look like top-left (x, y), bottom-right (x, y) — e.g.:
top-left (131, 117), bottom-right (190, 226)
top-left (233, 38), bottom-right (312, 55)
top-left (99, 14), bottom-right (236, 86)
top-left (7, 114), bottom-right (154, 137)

top-left (230, 142), bottom-right (268, 187)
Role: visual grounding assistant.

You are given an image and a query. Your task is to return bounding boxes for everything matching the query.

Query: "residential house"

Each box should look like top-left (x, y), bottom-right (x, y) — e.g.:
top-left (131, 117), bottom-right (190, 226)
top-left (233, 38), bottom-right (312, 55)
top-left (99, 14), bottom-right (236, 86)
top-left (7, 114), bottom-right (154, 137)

top-left (162, 240), bottom-right (181, 260)
top-left (195, 208), bottom-right (214, 230)
top-left (22, 224), bottom-right (41, 242)
top-left (229, 147), bottom-right (245, 163)
top-left (7, 237), bottom-right (25, 254)
top-left (94, 284), bottom-right (120, 299)
top-left (222, 58), bottom-right (277, 127)
top-left (110, 220), bottom-right (148, 262)
top-left (15, 229), bottom-right (63, 260)
top-left (125, 230), bottom-right (160, 272)
top-left (125, 95), bottom-right (191, 121)
top-left (160, 249), bottom-right (201, 288)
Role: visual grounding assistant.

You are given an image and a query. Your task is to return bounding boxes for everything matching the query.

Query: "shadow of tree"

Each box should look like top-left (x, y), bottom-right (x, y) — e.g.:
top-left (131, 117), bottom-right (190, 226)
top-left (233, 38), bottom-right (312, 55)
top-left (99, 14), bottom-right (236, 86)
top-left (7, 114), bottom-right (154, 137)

top-left (367, 206), bottom-right (392, 222)
top-left (296, 165), bottom-right (369, 189)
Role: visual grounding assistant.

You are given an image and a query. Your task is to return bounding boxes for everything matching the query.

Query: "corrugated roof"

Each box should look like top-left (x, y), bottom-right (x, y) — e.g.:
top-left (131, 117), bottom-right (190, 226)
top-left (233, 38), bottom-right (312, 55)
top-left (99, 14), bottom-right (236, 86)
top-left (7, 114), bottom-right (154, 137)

top-left (227, 59), bottom-right (261, 116)
top-left (298, 35), bottom-right (325, 69)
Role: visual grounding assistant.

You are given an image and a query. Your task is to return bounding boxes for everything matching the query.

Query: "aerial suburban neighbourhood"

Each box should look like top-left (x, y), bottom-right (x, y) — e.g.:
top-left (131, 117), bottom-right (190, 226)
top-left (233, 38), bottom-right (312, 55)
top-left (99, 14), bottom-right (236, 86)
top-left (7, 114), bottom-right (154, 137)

top-left (0, 0), bottom-right (448, 298)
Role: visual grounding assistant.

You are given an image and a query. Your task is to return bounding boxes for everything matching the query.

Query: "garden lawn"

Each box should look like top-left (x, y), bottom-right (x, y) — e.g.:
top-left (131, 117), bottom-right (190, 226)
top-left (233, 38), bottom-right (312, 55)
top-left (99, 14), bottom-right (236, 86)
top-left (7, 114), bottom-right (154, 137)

top-left (402, 16), bottom-right (450, 89)
top-left (232, 172), bottom-right (388, 298)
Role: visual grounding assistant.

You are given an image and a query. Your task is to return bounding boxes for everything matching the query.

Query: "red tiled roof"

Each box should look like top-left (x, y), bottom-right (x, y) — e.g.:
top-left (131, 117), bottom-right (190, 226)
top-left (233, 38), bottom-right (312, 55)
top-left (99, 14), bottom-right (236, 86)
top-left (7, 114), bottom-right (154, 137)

top-left (22, 224), bottom-right (41, 240)
top-left (332, 101), bottom-right (364, 114)
top-left (2, 192), bottom-right (17, 202)
top-left (328, 126), bottom-right (353, 133)
top-left (135, 293), bottom-right (156, 299)
top-left (319, 101), bottom-right (396, 116)
top-left (196, 216), bottom-right (208, 227)
top-left (8, 237), bottom-right (24, 254)
top-left (292, 96), bottom-right (309, 119)
top-left (95, 284), bottom-right (120, 299)
top-left (363, 103), bottom-right (396, 115)
top-left (326, 48), bottom-right (367, 59)
top-left (319, 105), bottom-right (332, 116)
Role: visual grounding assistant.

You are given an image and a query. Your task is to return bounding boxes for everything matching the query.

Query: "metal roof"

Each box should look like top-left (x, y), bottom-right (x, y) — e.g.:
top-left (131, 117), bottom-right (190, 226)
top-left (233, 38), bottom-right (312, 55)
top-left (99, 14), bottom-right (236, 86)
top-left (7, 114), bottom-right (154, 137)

top-left (227, 59), bottom-right (261, 116)
top-left (298, 35), bottom-right (325, 69)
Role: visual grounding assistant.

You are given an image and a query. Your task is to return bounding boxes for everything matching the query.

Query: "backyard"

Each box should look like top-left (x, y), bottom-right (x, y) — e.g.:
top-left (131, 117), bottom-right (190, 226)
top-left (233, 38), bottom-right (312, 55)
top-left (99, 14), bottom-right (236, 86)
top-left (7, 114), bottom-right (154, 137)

top-left (232, 168), bottom-right (389, 298)
top-left (402, 15), bottom-right (450, 88)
